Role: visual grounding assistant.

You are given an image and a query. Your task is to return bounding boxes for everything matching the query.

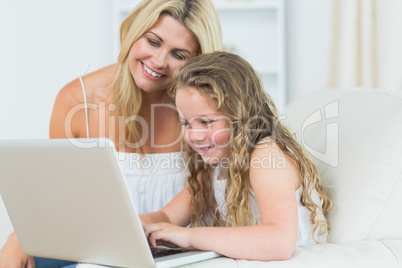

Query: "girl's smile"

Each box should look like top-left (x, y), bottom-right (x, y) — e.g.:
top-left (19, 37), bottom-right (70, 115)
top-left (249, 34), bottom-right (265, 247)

top-left (175, 87), bottom-right (231, 164)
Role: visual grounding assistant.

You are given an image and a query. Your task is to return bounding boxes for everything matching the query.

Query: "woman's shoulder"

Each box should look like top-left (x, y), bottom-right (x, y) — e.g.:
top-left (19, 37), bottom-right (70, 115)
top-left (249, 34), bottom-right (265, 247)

top-left (58, 64), bottom-right (117, 105)
top-left (83, 64), bottom-right (118, 89)
top-left (49, 64), bottom-right (118, 138)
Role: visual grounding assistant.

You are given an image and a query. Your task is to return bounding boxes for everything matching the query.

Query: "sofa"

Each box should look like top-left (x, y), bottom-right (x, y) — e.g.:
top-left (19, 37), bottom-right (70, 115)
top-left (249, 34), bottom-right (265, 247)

top-left (180, 88), bottom-right (402, 267)
top-left (1, 88), bottom-right (401, 267)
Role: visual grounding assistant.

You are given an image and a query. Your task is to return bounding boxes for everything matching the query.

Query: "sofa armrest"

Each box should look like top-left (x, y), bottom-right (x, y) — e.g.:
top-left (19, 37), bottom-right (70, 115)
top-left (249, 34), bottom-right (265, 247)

top-left (284, 88), bottom-right (402, 243)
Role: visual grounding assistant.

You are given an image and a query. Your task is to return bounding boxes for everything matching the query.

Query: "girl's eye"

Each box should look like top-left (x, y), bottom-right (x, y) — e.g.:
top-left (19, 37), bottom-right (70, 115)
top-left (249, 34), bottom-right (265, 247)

top-left (181, 121), bottom-right (191, 128)
top-left (201, 120), bottom-right (214, 126)
top-left (147, 38), bottom-right (160, 47)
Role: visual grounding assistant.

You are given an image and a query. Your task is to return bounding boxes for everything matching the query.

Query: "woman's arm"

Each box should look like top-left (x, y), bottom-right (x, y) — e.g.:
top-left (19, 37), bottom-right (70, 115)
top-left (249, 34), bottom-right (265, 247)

top-left (146, 142), bottom-right (300, 261)
top-left (0, 82), bottom-right (85, 268)
top-left (0, 232), bottom-right (35, 268)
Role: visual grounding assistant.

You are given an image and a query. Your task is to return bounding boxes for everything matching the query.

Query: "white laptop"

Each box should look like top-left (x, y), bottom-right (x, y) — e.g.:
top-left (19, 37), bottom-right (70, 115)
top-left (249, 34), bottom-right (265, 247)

top-left (0, 138), bottom-right (220, 268)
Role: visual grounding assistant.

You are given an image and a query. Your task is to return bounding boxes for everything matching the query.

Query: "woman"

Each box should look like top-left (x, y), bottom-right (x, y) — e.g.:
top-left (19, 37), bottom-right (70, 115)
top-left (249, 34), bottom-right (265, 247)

top-left (0, 0), bottom-right (222, 267)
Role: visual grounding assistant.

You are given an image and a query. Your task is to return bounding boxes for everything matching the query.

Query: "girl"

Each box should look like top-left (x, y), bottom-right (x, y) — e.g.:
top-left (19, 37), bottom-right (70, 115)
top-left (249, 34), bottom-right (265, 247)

top-left (0, 0), bottom-right (222, 267)
top-left (141, 51), bottom-right (332, 261)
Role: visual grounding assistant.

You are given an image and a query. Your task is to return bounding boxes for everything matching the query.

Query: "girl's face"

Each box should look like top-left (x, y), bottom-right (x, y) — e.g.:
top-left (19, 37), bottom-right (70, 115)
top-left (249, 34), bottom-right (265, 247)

top-left (128, 14), bottom-right (199, 93)
top-left (176, 87), bottom-right (231, 164)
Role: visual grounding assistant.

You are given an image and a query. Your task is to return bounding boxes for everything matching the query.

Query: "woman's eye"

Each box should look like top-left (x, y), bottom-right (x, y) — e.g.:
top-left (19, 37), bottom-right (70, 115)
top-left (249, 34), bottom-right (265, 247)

top-left (147, 38), bottom-right (159, 47)
top-left (172, 51), bottom-right (186, 61)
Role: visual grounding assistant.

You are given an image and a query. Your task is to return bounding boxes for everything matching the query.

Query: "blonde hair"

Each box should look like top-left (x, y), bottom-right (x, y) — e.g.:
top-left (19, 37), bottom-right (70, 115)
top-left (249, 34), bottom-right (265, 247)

top-left (171, 51), bottom-right (332, 241)
top-left (112, 0), bottom-right (222, 152)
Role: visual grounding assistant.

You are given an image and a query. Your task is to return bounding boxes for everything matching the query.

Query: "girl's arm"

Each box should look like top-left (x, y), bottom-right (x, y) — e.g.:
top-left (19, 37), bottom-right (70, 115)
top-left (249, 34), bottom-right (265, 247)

top-left (146, 142), bottom-right (300, 261)
top-left (140, 186), bottom-right (192, 227)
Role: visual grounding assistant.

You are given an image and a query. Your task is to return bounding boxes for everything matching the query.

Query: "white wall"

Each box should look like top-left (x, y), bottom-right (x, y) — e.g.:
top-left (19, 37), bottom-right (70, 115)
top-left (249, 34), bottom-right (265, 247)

top-left (0, 0), bottom-right (114, 248)
top-left (0, 0), bottom-right (114, 140)
top-left (285, 0), bottom-right (333, 103)
top-left (0, 0), bottom-right (334, 139)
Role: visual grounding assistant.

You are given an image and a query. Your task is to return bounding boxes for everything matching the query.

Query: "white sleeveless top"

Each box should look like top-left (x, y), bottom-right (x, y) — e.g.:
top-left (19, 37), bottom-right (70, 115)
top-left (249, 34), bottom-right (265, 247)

top-left (212, 137), bottom-right (328, 245)
top-left (79, 77), bottom-right (187, 213)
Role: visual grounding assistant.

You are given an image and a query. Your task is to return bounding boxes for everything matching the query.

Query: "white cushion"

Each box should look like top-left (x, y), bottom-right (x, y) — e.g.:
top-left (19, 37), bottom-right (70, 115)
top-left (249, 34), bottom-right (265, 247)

top-left (284, 88), bottom-right (402, 243)
top-left (237, 240), bottom-right (402, 267)
top-left (180, 240), bottom-right (402, 267)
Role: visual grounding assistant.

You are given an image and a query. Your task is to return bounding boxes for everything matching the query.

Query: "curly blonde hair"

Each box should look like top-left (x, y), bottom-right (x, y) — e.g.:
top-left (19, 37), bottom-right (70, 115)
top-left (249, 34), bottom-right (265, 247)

top-left (171, 51), bottom-right (332, 242)
top-left (112, 0), bottom-right (222, 152)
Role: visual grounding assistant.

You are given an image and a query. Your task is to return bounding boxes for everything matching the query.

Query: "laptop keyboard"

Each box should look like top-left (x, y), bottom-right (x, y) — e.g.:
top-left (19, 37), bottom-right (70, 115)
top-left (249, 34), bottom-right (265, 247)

top-left (151, 247), bottom-right (191, 258)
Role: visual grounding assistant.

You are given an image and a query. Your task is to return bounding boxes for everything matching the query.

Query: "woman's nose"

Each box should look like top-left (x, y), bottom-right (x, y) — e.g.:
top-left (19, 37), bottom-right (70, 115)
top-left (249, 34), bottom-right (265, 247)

top-left (151, 50), bottom-right (168, 69)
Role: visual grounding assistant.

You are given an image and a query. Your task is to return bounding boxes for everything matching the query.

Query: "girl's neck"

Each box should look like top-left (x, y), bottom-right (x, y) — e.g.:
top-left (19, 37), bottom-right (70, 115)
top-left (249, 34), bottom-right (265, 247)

top-left (211, 163), bottom-right (226, 180)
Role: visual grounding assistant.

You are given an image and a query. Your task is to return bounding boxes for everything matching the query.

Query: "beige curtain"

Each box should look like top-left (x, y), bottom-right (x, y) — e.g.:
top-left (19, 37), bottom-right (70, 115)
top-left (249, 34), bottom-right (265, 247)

top-left (329, 0), bottom-right (402, 91)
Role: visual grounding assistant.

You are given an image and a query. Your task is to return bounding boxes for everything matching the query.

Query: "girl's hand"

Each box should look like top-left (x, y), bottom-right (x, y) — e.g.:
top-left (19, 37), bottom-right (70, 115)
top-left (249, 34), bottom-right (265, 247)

top-left (144, 223), bottom-right (192, 249)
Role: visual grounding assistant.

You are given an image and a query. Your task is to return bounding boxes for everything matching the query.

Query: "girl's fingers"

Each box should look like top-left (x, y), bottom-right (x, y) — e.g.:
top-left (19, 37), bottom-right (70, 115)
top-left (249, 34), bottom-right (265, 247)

top-left (144, 223), bottom-right (161, 238)
top-left (145, 223), bottom-right (168, 247)
top-left (144, 223), bottom-right (184, 248)
top-left (149, 230), bottom-right (165, 248)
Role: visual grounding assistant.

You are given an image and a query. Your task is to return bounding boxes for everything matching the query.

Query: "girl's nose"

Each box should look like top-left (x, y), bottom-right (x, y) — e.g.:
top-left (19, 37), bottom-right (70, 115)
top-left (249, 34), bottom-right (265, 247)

top-left (187, 129), bottom-right (207, 142)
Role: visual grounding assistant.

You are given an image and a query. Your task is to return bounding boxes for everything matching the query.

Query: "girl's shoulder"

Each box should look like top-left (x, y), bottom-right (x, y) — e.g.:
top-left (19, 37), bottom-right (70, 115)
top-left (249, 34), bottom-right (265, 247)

top-left (249, 139), bottom-right (285, 169)
top-left (249, 138), bottom-right (301, 190)
top-left (251, 138), bottom-right (279, 156)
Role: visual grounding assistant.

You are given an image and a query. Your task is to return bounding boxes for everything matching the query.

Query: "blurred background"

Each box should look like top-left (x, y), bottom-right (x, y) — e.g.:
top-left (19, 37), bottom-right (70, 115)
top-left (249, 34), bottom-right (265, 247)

top-left (0, 0), bottom-right (401, 247)
top-left (1, 0), bottom-right (401, 140)
top-left (0, 0), bottom-right (335, 140)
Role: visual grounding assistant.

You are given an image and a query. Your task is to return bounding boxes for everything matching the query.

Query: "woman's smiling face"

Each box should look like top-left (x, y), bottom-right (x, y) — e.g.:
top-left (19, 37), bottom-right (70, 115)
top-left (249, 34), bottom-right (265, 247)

top-left (128, 14), bottom-right (199, 93)
top-left (176, 87), bottom-right (232, 164)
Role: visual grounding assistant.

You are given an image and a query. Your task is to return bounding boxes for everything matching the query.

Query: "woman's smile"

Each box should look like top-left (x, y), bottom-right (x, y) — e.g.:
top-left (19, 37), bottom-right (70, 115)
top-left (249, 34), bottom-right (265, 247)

top-left (142, 62), bottom-right (164, 79)
top-left (128, 14), bottom-right (199, 93)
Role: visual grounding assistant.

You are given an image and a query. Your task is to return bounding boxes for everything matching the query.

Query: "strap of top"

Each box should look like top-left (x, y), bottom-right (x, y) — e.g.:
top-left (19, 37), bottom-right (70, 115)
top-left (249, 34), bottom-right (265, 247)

top-left (78, 76), bottom-right (90, 139)
top-left (258, 136), bottom-right (273, 145)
